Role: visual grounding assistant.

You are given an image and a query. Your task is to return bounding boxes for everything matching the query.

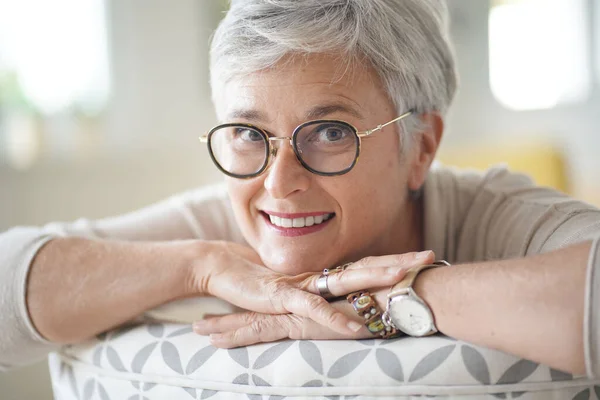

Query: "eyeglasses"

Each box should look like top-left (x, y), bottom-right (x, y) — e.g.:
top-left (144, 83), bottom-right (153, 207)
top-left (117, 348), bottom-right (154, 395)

top-left (199, 110), bottom-right (413, 179)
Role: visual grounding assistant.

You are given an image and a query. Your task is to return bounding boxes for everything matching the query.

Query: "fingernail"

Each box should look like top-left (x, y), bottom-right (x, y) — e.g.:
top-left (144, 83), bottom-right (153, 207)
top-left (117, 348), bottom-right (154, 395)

top-left (416, 250), bottom-right (432, 260)
top-left (348, 321), bottom-right (363, 332)
top-left (209, 334), bottom-right (222, 343)
top-left (192, 321), bottom-right (205, 331)
top-left (193, 321), bottom-right (209, 335)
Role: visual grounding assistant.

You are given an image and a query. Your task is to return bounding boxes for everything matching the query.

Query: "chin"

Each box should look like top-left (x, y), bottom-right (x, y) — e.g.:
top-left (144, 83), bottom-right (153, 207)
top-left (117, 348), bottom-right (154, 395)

top-left (258, 247), bottom-right (326, 275)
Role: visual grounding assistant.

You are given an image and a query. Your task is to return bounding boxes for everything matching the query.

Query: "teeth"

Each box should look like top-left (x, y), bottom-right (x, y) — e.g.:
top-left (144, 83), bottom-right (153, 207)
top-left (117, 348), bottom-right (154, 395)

top-left (269, 213), bottom-right (332, 228)
top-left (292, 218), bottom-right (304, 228)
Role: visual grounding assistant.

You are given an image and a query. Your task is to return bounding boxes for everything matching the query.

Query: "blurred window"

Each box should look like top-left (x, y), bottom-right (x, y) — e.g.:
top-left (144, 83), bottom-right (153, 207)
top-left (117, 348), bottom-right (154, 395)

top-left (0, 0), bottom-right (109, 169)
top-left (596, 0), bottom-right (600, 83)
top-left (489, 0), bottom-right (591, 111)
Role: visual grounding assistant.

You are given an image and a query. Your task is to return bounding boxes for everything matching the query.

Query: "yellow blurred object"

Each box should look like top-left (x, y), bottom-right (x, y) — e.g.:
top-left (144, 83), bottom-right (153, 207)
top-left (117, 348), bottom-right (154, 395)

top-left (438, 142), bottom-right (569, 193)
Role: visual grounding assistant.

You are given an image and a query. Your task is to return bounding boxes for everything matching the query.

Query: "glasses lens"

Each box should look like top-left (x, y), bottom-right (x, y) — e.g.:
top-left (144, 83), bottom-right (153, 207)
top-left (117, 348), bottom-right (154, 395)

top-left (294, 121), bottom-right (359, 174)
top-left (209, 125), bottom-right (268, 176)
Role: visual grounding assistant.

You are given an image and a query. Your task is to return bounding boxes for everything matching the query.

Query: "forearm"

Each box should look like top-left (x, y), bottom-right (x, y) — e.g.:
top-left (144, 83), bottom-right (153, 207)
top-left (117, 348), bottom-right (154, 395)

top-left (27, 237), bottom-right (199, 344)
top-left (415, 241), bottom-right (590, 375)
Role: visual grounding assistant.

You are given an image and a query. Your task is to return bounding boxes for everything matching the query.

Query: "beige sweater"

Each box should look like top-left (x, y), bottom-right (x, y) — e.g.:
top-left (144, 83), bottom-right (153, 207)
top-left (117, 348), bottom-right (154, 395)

top-left (2, 165), bottom-right (600, 377)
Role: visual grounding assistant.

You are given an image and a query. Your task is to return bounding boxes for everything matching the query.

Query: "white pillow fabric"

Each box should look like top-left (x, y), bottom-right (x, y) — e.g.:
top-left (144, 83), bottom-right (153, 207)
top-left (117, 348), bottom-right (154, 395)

top-left (49, 321), bottom-right (600, 399)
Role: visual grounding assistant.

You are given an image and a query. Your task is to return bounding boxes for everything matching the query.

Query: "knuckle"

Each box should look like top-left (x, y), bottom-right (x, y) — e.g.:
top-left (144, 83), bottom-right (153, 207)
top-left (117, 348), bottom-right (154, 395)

top-left (324, 310), bottom-right (341, 328)
top-left (356, 256), bottom-right (375, 269)
top-left (247, 322), bottom-right (262, 340)
top-left (252, 318), bottom-right (272, 341)
top-left (242, 312), bottom-right (258, 325)
top-left (228, 329), bottom-right (241, 345)
top-left (267, 279), bottom-right (288, 297)
top-left (286, 316), bottom-right (305, 340)
top-left (306, 293), bottom-right (328, 311)
top-left (395, 253), bottom-right (409, 265)
top-left (332, 268), bottom-right (348, 282)
top-left (306, 296), bottom-right (338, 326)
top-left (298, 274), bottom-right (318, 294)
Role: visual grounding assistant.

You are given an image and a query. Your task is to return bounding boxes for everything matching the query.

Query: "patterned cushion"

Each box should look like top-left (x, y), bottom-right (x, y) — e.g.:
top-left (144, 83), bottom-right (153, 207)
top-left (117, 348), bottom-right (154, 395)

top-left (50, 322), bottom-right (600, 399)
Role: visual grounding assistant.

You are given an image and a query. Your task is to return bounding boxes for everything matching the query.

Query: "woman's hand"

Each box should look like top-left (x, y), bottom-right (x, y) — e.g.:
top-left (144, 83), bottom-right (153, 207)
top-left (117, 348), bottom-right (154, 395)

top-left (192, 250), bottom-right (436, 346)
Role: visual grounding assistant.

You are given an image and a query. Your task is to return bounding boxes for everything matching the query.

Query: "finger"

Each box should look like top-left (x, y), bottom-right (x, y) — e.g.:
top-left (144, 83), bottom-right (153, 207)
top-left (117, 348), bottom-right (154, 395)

top-left (281, 289), bottom-right (363, 335)
top-left (302, 251), bottom-right (436, 297)
top-left (347, 251), bottom-right (435, 270)
top-left (210, 312), bottom-right (370, 348)
top-left (209, 315), bottom-right (296, 348)
top-left (318, 267), bottom-right (409, 297)
top-left (202, 313), bottom-right (227, 320)
top-left (193, 312), bottom-right (267, 335)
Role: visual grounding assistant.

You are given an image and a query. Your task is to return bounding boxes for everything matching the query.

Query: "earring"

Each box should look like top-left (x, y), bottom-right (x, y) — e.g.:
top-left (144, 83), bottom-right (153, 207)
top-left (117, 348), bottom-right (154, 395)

top-left (408, 186), bottom-right (423, 201)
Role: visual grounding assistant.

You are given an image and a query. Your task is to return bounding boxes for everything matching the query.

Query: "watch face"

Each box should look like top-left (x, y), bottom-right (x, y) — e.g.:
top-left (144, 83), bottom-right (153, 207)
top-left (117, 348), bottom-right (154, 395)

top-left (389, 297), bottom-right (434, 336)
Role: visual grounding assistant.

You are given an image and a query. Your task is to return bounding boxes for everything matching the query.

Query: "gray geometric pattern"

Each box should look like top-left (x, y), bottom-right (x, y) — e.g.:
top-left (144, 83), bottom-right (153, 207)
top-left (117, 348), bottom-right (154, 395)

top-left (49, 322), bottom-right (600, 399)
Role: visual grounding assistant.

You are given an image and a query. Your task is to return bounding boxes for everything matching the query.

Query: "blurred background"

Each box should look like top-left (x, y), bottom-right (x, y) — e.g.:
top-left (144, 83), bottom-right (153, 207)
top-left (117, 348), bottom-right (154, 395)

top-left (0, 0), bottom-right (599, 398)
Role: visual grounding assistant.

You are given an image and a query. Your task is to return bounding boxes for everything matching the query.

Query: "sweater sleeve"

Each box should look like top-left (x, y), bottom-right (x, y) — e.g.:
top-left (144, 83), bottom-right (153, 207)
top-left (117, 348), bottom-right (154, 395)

top-left (584, 237), bottom-right (600, 378)
top-left (428, 165), bottom-right (600, 378)
top-left (0, 228), bottom-right (57, 371)
top-left (0, 183), bottom-right (243, 371)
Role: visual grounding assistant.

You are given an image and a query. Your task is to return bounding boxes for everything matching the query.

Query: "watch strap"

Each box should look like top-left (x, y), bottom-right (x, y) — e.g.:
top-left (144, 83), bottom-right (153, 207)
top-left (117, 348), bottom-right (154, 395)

top-left (347, 290), bottom-right (399, 339)
top-left (388, 260), bottom-right (449, 298)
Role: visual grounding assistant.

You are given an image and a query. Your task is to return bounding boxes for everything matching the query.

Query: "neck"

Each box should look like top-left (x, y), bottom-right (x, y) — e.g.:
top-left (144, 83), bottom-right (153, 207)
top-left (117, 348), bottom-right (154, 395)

top-left (335, 191), bottom-right (425, 267)
top-left (344, 193), bottom-right (425, 263)
top-left (388, 193), bottom-right (424, 255)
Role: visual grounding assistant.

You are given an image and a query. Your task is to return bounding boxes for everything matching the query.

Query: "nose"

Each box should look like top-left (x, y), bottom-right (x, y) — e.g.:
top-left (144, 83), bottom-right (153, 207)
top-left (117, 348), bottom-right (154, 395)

top-left (263, 139), bottom-right (311, 199)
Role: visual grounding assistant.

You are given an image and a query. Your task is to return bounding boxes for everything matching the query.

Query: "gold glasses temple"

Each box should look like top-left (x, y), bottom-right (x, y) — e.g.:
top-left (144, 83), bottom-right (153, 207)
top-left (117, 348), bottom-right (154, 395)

top-left (356, 109), bottom-right (413, 137)
top-left (198, 109), bottom-right (414, 142)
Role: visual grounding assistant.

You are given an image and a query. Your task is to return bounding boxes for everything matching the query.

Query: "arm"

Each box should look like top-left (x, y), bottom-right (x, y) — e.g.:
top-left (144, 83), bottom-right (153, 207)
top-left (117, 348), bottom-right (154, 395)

top-left (195, 169), bottom-right (600, 376)
top-left (25, 237), bottom-right (193, 344)
top-left (195, 242), bottom-right (592, 377)
top-left (25, 239), bottom-right (418, 346)
top-left (1, 188), bottom-right (414, 370)
top-left (415, 240), bottom-right (591, 376)
top-left (0, 185), bottom-right (235, 370)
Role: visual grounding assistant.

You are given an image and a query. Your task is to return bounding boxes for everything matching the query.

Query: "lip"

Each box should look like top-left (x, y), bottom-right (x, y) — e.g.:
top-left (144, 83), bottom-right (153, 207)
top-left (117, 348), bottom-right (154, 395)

top-left (260, 211), bottom-right (334, 237)
top-left (262, 210), bottom-right (334, 218)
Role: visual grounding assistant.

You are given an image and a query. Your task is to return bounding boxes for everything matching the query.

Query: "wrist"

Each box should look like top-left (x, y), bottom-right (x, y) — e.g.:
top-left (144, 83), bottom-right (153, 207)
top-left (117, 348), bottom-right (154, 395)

top-left (180, 239), bottom-right (221, 297)
top-left (412, 266), bottom-right (442, 330)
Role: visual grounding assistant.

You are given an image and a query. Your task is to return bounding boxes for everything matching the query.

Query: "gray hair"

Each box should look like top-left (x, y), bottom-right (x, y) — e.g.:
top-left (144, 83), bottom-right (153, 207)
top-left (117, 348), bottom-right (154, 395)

top-left (210, 0), bottom-right (458, 146)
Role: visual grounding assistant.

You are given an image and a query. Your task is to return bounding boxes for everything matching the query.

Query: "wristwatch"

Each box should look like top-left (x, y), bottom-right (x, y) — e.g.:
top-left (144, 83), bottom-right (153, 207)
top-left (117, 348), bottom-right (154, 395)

top-left (382, 260), bottom-right (450, 337)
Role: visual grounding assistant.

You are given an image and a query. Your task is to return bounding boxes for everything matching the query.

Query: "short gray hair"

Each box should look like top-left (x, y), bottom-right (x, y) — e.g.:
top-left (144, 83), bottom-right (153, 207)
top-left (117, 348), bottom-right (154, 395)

top-left (210, 0), bottom-right (458, 142)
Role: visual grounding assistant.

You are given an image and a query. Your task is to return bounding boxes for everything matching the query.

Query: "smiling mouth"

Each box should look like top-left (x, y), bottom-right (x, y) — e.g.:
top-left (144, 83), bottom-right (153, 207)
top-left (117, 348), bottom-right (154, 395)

top-left (260, 212), bottom-right (335, 228)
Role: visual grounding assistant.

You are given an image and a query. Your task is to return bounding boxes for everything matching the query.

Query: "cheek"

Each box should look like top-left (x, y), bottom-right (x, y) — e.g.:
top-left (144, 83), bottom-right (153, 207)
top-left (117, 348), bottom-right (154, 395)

top-left (338, 150), bottom-right (407, 222)
top-left (355, 141), bottom-right (406, 188)
top-left (226, 179), bottom-right (262, 233)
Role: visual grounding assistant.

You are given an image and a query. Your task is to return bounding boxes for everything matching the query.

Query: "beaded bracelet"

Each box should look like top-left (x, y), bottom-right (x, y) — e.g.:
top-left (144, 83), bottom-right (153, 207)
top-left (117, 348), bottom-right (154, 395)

top-left (347, 290), bottom-right (399, 339)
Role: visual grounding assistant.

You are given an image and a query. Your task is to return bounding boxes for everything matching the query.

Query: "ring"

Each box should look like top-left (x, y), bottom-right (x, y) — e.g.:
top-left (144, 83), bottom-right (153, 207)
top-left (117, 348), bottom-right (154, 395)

top-left (317, 262), bottom-right (353, 300)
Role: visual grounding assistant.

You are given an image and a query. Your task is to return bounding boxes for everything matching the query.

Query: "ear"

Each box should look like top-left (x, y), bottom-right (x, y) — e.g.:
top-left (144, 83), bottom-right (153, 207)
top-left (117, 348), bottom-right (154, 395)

top-left (407, 112), bottom-right (444, 191)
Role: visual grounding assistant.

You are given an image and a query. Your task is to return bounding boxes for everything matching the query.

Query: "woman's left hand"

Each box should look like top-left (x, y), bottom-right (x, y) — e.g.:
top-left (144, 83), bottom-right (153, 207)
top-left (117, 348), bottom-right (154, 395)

top-left (193, 252), bottom-right (435, 347)
top-left (192, 296), bottom-right (378, 348)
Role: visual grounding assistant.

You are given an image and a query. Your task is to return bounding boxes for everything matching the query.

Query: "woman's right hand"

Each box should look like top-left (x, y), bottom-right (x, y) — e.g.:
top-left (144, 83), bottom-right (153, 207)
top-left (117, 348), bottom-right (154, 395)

top-left (187, 240), bottom-right (435, 335)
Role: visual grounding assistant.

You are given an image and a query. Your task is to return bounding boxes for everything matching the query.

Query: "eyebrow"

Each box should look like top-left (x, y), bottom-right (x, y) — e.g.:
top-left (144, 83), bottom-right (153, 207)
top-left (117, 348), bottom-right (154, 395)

top-left (226, 102), bottom-right (365, 122)
top-left (305, 103), bottom-right (365, 120)
top-left (226, 109), bottom-right (268, 121)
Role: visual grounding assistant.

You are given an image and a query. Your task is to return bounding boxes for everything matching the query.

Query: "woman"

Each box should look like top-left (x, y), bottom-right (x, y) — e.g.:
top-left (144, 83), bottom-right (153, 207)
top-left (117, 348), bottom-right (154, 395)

top-left (1, 0), bottom-right (599, 381)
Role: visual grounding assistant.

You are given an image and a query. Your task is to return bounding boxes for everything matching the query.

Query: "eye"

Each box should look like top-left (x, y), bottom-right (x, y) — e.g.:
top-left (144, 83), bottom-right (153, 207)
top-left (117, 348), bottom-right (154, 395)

top-left (235, 127), bottom-right (263, 142)
top-left (305, 123), bottom-right (353, 144)
top-left (317, 125), bottom-right (346, 142)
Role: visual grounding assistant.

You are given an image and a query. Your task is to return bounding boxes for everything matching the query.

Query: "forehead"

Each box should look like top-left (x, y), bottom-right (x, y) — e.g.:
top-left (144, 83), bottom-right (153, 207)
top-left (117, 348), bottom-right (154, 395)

top-left (214, 53), bottom-right (389, 121)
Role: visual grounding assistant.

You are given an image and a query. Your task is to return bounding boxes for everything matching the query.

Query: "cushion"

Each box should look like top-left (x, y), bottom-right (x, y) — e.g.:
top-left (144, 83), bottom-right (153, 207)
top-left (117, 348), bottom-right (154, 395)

top-left (49, 321), bottom-right (600, 399)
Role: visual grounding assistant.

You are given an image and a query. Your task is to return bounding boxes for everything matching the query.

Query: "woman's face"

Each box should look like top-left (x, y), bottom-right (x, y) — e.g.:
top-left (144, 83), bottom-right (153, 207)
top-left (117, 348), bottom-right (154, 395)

top-left (215, 54), bottom-right (432, 274)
